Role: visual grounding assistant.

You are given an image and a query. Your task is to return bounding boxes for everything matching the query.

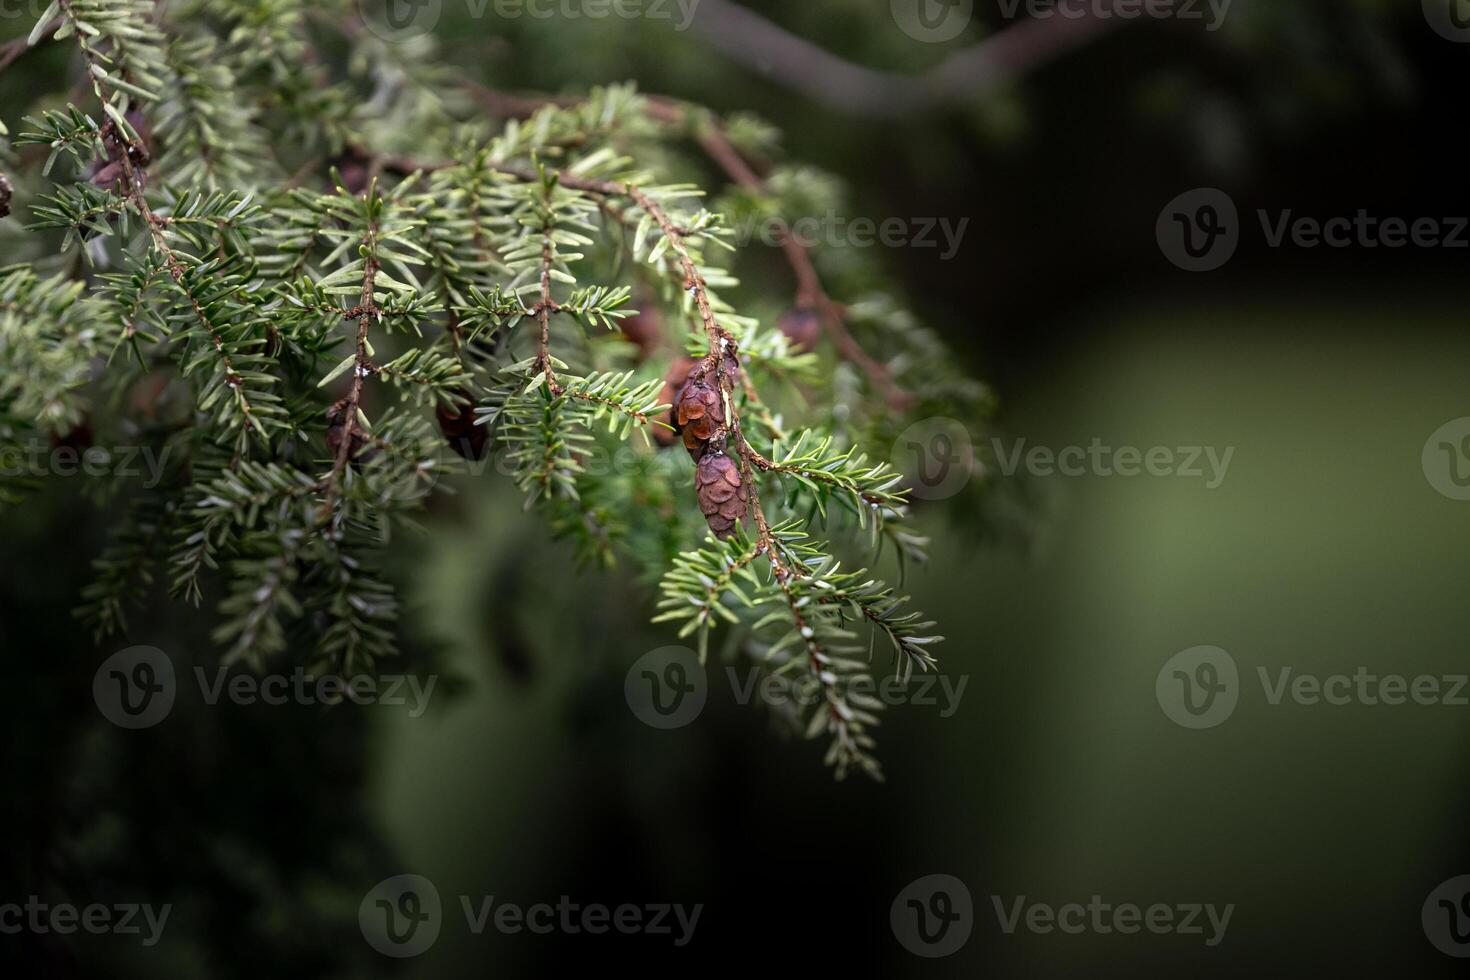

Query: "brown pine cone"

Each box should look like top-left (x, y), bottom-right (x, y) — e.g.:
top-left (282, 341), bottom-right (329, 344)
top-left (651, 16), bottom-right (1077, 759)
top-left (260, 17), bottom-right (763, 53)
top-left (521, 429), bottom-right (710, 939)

top-left (653, 356), bottom-right (700, 447)
top-left (0, 173), bottom-right (11, 220)
top-left (436, 392), bottom-right (488, 461)
top-left (695, 451), bottom-right (749, 539)
top-left (675, 373), bottom-right (723, 444)
top-left (778, 307), bottom-right (823, 352)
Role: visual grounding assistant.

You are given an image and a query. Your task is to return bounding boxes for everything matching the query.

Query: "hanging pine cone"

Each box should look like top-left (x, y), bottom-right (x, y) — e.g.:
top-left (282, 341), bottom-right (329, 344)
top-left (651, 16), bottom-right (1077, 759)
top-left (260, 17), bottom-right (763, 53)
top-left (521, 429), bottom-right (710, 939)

top-left (653, 356), bottom-right (700, 447)
top-left (695, 451), bottom-right (749, 539)
top-left (778, 307), bottom-right (823, 351)
top-left (436, 391), bottom-right (488, 461)
top-left (675, 369), bottom-right (723, 445)
top-left (0, 173), bottom-right (11, 220)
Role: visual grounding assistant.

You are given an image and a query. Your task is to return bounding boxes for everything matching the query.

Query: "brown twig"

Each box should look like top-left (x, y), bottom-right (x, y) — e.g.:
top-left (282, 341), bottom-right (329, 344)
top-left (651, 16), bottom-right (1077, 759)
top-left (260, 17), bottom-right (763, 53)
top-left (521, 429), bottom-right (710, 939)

top-left (0, 17), bottom-right (62, 77)
top-left (476, 87), bottom-right (914, 409)
top-left (326, 209), bottom-right (382, 504)
top-left (682, 0), bottom-right (1125, 119)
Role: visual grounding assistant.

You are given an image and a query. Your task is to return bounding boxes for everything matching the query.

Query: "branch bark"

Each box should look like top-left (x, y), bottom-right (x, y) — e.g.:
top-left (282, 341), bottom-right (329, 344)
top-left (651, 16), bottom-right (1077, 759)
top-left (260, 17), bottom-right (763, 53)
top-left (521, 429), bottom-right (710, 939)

top-left (683, 0), bottom-right (1126, 119)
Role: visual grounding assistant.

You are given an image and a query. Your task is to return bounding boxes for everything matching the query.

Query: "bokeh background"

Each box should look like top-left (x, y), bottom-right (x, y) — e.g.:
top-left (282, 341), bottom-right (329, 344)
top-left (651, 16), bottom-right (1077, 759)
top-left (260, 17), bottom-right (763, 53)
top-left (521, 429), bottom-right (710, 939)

top-left (5, 0), bottom-right (1470, 975)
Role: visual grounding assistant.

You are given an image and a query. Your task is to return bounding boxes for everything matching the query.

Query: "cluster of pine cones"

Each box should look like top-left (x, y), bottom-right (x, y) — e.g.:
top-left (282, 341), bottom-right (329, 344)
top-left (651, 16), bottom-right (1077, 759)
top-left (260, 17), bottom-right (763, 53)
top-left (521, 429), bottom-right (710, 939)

top-left (656, 355), bottom-right (750, 539)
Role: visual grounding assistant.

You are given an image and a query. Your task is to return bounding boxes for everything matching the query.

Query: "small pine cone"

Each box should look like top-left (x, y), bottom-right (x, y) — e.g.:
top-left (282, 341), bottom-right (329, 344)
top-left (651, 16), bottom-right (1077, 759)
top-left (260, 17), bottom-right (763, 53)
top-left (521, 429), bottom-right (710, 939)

top-left (675, 373), bottom-right (724, 444)
top-left (436, 392), bottom-right (488, 461)
top-left (653, 356), bottom-right (700, 448)
top-left (778, 307), bottom-right (823, 352)
top-left (0, 173), bottom-right (11, 219)
top-left (695, 452), bottom-right (749, 539)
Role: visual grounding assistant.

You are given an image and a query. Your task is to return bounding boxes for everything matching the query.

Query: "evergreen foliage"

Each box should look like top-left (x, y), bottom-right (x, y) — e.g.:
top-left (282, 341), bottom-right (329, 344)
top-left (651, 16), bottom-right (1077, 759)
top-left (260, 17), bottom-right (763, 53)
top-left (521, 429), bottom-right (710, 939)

top-left (0, 0), bottom-right (999, 777)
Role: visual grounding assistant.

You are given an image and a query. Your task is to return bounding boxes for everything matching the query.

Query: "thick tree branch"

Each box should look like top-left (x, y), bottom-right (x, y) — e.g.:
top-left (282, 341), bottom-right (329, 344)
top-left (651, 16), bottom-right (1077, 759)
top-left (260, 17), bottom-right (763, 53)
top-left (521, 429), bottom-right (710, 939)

top-left (684, 0), bottom-right (1125, 118)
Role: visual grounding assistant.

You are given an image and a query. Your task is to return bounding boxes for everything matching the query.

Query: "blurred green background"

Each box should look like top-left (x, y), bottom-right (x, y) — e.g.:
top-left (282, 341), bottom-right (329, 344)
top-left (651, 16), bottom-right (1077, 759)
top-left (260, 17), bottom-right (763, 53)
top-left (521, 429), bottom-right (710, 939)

top-left (5, 0), bottom-right (1470, 975)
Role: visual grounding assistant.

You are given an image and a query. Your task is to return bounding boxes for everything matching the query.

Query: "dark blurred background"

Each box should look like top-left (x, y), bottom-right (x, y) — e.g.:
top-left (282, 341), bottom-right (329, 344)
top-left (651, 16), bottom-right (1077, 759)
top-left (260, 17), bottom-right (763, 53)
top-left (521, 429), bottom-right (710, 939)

top-left (5, 0), bottom-right (1470, 975)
